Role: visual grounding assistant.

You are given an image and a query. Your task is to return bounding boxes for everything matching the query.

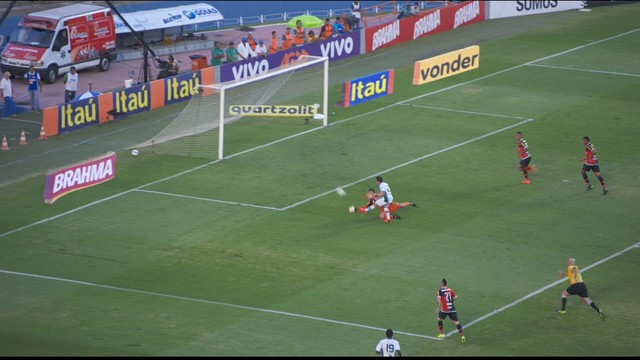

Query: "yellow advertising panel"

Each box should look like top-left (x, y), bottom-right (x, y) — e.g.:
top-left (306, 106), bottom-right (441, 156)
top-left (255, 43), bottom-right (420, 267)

top-left (413, 45), bottom-right (480, 85)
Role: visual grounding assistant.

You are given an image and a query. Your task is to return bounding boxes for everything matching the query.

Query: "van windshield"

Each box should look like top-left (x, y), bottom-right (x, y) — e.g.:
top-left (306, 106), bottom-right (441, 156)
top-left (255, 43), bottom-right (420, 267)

top-left (10, 26), bottom-right (55, 48)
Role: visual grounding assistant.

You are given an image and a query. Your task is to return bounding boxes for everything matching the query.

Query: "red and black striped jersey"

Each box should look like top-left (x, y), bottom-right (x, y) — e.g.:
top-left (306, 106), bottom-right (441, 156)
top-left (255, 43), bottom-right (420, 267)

top-left (585, 143), bottom-right (598, 165)
top-left (437, 287), bottom-right (457, 312)
top-left (518, 138), bottom-right (531, 159)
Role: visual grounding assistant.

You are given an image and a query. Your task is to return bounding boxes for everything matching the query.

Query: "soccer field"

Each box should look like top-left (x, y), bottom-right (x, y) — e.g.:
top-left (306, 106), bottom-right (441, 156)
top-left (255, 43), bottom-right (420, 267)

top-left (1, 3), bottom-right (639, 356)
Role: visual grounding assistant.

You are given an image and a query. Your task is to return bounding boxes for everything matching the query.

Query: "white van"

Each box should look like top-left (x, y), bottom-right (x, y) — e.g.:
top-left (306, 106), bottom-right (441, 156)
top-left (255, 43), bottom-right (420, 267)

top-left (0, 3), bottom-right (117, 83)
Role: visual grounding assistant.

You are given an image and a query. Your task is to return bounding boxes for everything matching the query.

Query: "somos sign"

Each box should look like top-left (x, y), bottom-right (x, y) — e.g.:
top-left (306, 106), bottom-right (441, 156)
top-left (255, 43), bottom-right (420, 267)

top-left (488, 1), bottom-right (585, 19)
top-left (413, 46), bottom-right (479, 85)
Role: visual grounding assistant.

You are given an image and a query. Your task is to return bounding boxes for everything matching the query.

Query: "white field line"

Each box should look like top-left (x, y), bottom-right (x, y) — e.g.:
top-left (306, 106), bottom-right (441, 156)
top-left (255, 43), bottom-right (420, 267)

top-left (1, 241), bottom-right (637, 342)
top-left (1, 27), bottom-right (637, 239)
top-left (443, 241), bottom-right (640, 339)
top-left (282, 118), bottom-right (533, 211)
top-left (398, 103), bottom-right (528, 120)
top-left (0, 267), bottom-right (436, 340)
top-left (135, 189), bottom-right (283, 211)
top-left (526, 63), bottom-right (640, 78)
top-left (1, 117), bottom-right (42, 124)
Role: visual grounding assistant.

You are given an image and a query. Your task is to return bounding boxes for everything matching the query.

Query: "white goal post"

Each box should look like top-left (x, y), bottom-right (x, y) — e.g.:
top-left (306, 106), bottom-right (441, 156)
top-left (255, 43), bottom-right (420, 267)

top-left (139, 55), bottom-right (329, 160)
top-left (202, 55), bottom-right (329, 160)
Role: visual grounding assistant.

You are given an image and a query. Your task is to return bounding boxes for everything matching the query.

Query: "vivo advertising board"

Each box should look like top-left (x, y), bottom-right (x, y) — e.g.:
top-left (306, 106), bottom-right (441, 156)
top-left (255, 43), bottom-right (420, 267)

top-left (488, 1), bottom-right (585, 19)
top-left (219, 32), bottom-right (361, 82)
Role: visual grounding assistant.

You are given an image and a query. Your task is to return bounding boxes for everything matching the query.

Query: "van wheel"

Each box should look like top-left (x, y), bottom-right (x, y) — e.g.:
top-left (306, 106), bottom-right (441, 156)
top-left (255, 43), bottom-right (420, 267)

top-left (97, 56), bottom-right (110, 72)
top-left (45, 65), bottom-right (58, 84)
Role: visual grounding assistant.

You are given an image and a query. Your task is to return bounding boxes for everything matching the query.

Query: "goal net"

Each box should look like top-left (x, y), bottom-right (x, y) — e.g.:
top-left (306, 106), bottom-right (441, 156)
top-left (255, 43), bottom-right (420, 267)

top-left (139, 55), bottom-right (329, 160)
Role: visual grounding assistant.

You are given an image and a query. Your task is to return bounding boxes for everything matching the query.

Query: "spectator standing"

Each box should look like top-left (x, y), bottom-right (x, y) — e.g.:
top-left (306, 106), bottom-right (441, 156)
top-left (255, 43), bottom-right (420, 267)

top-left (210, 41), bottom-right (226, 66)
top-left (411, 2), bottom-right (421, 15)
top-left (281, 27), bottom-right (293, 50)
top-left (293, 20), bottom-right (306, 46)
top-left (25, 64), bottom-right (42, 112)
top-left (255, 40), bottom-right (268, 58)
top-left (0, 71), bottom-right (16, 117)
top-left (247, 32), bottom-right (257, 51)
top-left (224, 41), bottom-right (239, 63)
top-left (63, 66), bottom-right (78, 103)
top-left (237, 37), bottom-right (256, 61)
top-left (269, 30), bottom-right (280, 54)
top-left (307, 30), bottom-right (318, 43)
top-left (351, 1), bottom-right (362, 29)
top-left (165, 55), bottom-right (179, 76)
top-left (332, 16), bottom-right (345, 35)
top-left (319, 18), bottom-right (334, 39)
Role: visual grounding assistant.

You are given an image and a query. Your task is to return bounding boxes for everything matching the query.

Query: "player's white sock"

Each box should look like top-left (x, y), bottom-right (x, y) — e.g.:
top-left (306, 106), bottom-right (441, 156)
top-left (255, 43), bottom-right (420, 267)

top-left (383, 206), bottom-right (391, 221)
top-left (366, 205), bottom-right (375, 213)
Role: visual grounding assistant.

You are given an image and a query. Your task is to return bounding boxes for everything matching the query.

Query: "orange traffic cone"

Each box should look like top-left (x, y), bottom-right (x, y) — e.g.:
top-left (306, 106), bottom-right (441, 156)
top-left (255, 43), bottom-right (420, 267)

top-left (1, 135), bottom-right (9, 150)
top-left (39, 126), bottom-right (47, 140)
top-left (19, 130), bottom-right (28, 145)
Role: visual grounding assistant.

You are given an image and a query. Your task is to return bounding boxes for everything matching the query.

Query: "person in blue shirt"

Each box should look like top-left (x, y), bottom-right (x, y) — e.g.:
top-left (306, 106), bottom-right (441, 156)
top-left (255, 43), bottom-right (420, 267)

top-left (332, 16), bottom-right (344, 35)
top-left (25, 64), bottom-right (42, 112)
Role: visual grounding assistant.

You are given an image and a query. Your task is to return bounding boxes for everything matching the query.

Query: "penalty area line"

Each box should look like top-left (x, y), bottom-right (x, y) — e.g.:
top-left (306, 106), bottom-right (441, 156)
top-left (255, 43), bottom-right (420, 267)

top-left (0, 268), bottom-right (436, 340)
top-left (444, 241), bottom-right (640, 339)
top-left (134, 189), bottom-right (283, 211)
top-left (398, 103), bottom-right (528, 121)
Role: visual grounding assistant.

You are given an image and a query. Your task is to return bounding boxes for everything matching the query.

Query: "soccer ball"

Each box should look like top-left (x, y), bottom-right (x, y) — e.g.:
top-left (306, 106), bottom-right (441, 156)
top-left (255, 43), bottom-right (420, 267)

top-left (336, 187), bottom-right (346, 197)
top-left (131, 149), bottom-right (140, 156)
top-left (348, 205), bottom-right (355, 213)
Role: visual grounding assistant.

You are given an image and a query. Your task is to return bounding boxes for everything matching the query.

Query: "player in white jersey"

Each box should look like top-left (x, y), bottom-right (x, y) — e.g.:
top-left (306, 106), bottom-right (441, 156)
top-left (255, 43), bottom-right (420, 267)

top-left (364, 176), bottom-right (394, 222)
top-left (375, 328), bottom-right (402, 357)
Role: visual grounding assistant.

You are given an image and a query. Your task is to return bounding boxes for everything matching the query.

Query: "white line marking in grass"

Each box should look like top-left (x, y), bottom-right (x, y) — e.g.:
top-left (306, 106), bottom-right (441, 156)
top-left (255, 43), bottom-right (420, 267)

top-left (0, 268), bottom-right (436, 340)
top-left (526, 63), bottom-right (640, 78)
top-left (135, 189), bottom-right (283, 211)
top-left (444, 241), bottom-right (640, 339)
top-left (1, 28), bottom-right (637, 238)
top-left (397, 103), bottom-right (527, 120)
top-left (282, 118), bottom-right (533, 211)
top-left (1, 117), bottom-right (42, 124)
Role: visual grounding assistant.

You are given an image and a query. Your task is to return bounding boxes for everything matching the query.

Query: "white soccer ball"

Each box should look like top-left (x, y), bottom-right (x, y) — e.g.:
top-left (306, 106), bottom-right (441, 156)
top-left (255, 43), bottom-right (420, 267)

top-left (336, 187), bottom-right (346, 197)
top-left (131, 149), bottom-right (140, 156)
top-left (348, 205), bottom-right (355, 213)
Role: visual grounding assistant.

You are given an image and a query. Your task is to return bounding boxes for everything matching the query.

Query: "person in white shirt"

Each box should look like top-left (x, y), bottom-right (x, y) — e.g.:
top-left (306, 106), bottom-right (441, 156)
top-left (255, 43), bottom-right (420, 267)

top-left (351, 1), bottom-right (362, 29)
top-left (63, 66), bottom-right (79, 103)
top-left (255, 39), bottom-right (268, 58)
top-left (375, 329), bottom-right (402, 357)
top-left (0, 71), bottom-right (17, 117)
top-left (237, 37), bottom-right (257, 61)
top-left (364, 175), bottom-right (394, 222)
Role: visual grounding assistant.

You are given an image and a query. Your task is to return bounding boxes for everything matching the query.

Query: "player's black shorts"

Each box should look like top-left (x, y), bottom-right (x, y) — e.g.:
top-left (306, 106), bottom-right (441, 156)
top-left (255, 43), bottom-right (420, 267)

top-left (582, 164), bottom-right (600, 172)
top-left (438, 311), bottom-right (459, 322)
top-left (519, 157), bottom-right (532, 168)
top-left (566, 282), bottom-right (589, 298)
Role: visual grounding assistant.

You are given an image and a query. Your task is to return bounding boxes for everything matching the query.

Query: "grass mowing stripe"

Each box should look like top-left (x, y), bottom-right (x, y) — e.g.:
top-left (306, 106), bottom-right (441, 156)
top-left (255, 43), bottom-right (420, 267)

top-left (398, 104), bottom-right (528, 120)
top-left (281, 118), bottom-right (533, 211)
top-left (1, 27), bottom-right (637, 239)
top-left (134, 189), bottom-right (284, 211)
top-left (526, 63), bottom-right (640, 77)
top-left (0, 268), bottom-right (437, 340)
top-left (444, 241), bottom-right (640, 339)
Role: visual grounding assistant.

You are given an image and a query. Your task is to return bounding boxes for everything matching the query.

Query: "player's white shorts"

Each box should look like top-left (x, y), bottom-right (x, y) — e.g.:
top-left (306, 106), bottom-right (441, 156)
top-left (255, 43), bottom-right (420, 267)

top-left (374, 197), bottom-right (392, 208)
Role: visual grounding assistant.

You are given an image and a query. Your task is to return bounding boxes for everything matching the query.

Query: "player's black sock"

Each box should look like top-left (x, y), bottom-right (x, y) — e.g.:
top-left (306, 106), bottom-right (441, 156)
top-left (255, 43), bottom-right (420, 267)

top-left (523, 170), bottom-right (529, 179)
top-left (456, 323), bottom-right (464, 335)
top-left (438, 320), bottom-right (443, 332)
top-left (597, 175), bottom-right (606, 188)
top-left (561, 297), bottom-right (567, 310)
top-left (590, 301), bottom-right (601, 312)
top-left (582, 173), bottom-right (589, 183)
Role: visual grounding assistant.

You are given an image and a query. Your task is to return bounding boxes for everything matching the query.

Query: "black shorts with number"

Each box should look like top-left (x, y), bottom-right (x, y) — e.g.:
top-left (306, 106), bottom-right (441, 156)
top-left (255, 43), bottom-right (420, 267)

top-left (520, 157), bottom-right (531, 169)
top-left (566, 282), bottom-right (589, 298)
top-left (438, 311), bottom-right (459, 322)
top-left (582, 164), bottom-right (600, 172)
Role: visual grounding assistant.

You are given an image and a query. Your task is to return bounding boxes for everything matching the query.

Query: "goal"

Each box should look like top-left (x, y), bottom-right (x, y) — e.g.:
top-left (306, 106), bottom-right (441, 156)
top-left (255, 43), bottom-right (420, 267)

top-left (141, 55), bottom-right (329, 160)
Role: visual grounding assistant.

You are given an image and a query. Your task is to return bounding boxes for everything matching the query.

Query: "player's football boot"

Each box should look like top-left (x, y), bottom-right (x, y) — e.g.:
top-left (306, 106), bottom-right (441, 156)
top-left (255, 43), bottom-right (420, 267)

top-left (602, 188), bottom-right (608, 195)
top-left (437, 334), bottom-right (445, 339)
top-left (585, 185), bottom-right (594, 191)
top-left (460, 336), bottom-right (466, 343)
top-left (522, 179), bottom-right (531, 185)
top-left (598, 310), bottom-right (605, 320)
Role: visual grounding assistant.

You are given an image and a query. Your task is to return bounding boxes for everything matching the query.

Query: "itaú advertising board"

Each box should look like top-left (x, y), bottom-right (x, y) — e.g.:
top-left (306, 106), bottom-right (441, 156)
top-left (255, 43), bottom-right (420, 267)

top-left (365, 1), bottom-right (485, 53)
top-left (488, 1), bottom-right (585, 19)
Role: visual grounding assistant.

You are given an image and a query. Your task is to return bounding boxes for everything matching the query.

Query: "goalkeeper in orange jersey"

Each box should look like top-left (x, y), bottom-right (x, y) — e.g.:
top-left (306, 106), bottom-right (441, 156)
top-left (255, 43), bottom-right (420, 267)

top-left (357, 188), bottom-right (416, 221)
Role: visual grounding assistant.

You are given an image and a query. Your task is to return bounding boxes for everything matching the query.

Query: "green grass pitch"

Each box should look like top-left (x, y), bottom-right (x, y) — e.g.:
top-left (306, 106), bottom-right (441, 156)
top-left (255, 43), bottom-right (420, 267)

top-left (0, 3), bottom-right (639, 356)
